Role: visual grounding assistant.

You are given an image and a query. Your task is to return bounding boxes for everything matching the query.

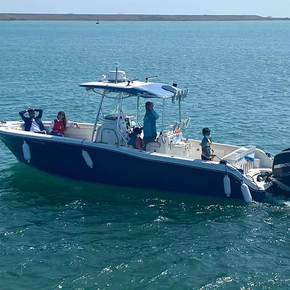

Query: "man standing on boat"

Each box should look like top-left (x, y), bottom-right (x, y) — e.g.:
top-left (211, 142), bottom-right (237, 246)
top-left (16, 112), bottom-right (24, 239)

top-left (201, 127), bottom-right (214, 160)
top-left (143, 101), bottom-right (159, 146)
top-left (19, 107), bottom-right (46, 134)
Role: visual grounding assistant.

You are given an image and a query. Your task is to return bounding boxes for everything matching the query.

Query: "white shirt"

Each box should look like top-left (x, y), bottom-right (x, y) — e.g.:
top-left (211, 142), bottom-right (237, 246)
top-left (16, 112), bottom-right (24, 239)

top-left (30, 118), bottom-right (41, 132)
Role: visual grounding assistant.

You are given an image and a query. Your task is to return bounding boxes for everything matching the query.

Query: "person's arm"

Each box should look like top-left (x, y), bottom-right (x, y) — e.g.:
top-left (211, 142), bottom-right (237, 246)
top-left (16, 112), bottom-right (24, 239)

top-left (127, 136), bottom-right (136, 148)
top-left (19, 110), bottom-right (27, 120)
top-left (34, 109), bottom-right (43, 119)
top-left (151, 109), bottom-right (159, 120)
top-left (141, 139), bottom-right (145, 149)
top-left (68, 120), bottom-right (80, 129)
top-left (127, 137), bottom-right (133, 146)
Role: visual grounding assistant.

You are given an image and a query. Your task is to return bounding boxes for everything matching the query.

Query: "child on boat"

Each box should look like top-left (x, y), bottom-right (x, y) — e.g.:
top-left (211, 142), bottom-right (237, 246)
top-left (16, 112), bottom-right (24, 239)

top-left (201, 127), bottom-right (215, 160)
top-left (127, 127), bottom-right (144, 150)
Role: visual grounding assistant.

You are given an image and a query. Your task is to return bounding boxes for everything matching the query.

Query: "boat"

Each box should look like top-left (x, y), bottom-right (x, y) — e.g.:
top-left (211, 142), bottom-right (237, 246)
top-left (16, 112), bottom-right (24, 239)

top-left (0, 65), bottom-right (287, 202)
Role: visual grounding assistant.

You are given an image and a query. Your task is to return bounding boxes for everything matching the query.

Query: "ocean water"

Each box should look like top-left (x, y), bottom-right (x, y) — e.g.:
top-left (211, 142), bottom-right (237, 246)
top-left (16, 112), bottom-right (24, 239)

top-left (0, 21), bottom-right (290, 289)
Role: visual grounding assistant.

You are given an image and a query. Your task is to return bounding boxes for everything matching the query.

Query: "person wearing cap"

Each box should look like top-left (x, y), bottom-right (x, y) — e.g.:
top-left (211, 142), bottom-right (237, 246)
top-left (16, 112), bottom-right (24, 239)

top-left (201, 127), bottom-right (214, 160)
top-left (19, 107), bottom-right (46, 134)
top-left (143, 101), bottom-right (159, 146)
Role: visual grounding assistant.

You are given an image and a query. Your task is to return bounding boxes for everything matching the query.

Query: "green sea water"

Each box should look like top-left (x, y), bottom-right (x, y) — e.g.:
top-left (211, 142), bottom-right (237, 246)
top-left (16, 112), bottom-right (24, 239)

top-left (0, 21), bottom-right (290, 289)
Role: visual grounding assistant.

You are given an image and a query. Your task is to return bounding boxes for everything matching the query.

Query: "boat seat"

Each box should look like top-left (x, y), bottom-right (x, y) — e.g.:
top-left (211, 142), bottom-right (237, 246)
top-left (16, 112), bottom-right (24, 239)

top-left (146, 141), bottom-right (160, 152)
top-left (19, 122), bottom-right (49, 133)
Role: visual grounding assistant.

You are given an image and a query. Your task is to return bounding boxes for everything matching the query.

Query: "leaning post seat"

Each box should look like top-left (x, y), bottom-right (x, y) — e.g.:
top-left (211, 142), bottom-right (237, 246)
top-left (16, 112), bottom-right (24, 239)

top-left (95, 114), bottom-right (128, 146)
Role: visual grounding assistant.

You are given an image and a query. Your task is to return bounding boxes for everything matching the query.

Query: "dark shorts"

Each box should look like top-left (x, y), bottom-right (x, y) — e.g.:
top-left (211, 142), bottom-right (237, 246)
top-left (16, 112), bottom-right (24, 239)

top-left (201, 155), bottom-right (211, 161)
top-left (143, 136), bottom-right (156, 145)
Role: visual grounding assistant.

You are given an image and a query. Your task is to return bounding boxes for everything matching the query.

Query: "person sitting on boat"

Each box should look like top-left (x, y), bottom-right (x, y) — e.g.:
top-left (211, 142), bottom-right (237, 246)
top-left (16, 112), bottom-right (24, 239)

top-left (127, 127), bottom-right (144, 150)
top-left (143, 101), bottom-right (159, 146)
top-left (201, 127), bottom-right (215, 161)
top-left (49, 111), bottom-right (80, 137)
top-left (19, 107), bottom-right (46, 134)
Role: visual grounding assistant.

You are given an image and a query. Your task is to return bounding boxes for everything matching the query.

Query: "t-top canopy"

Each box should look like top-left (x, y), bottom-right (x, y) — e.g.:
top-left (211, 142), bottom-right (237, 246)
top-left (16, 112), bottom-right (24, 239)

top-left (80, 80), bottom-right (188, 100)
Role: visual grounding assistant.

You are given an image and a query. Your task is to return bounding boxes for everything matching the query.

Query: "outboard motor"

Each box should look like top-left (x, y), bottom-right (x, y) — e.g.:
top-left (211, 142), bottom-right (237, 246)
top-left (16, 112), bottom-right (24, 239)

top-left (272, 148), bottom-right (290, 191)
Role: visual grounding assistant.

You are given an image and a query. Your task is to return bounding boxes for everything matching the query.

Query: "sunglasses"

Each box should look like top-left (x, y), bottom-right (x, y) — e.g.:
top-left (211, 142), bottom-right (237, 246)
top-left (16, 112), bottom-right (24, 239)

top-left (59, 113), bottom-right (64, 116)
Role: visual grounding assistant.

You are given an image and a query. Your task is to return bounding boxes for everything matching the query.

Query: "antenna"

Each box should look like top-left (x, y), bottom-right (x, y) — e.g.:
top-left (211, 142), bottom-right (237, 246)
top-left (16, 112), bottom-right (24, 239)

top-left (115, 62), bottom-right (119, 83)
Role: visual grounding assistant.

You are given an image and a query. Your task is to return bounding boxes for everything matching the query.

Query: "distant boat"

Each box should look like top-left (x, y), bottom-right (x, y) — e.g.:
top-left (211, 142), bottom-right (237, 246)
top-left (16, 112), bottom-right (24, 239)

top-left (96, 20), bottom-right (99, 24)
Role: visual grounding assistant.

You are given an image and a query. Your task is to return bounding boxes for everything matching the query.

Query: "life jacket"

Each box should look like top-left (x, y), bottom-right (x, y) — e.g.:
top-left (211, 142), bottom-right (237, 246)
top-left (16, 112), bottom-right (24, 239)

top-left (52, 119), bottom-right (65, 134)
top-left (136, 137), bottom-right (143, 149)
top-left (201, 137), bottom-right (212, 159)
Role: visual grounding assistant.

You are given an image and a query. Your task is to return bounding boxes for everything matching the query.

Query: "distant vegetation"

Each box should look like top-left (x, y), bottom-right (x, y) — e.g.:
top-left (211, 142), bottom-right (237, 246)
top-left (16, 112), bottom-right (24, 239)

top-left (0, 13), bottom-right (289, 21)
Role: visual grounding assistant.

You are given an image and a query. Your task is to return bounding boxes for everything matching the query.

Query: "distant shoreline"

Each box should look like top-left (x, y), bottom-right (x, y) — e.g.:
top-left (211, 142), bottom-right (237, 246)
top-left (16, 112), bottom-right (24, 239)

top-left (1, 13), bottom-right (289, 22)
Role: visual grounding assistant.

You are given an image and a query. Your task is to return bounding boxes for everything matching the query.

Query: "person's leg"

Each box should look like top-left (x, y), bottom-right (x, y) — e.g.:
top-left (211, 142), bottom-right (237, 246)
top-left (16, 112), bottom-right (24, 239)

top-left (201, 155), bottom-right (211, 161)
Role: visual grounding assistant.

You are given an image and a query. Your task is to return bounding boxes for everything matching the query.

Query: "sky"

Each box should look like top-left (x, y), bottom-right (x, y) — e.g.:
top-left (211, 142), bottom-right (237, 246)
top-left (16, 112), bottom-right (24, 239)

top-left (2, 0), bottom-right (290, 18)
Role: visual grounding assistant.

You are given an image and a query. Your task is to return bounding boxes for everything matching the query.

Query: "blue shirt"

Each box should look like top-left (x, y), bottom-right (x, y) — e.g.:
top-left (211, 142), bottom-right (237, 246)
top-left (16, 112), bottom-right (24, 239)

top-left (143, 109), bottom-right (159, 138)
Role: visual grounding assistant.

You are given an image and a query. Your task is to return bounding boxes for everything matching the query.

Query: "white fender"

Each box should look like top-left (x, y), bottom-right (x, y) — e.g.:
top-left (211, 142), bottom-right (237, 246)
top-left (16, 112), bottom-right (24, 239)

top-left (22, 140), bottom-right (31, 163)
top-left (82, 150), bottom-right (93, 168)
top-left (223, 174), bottom-right (231, 197)
top-left (241, 183), bottom-right (252, 203)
